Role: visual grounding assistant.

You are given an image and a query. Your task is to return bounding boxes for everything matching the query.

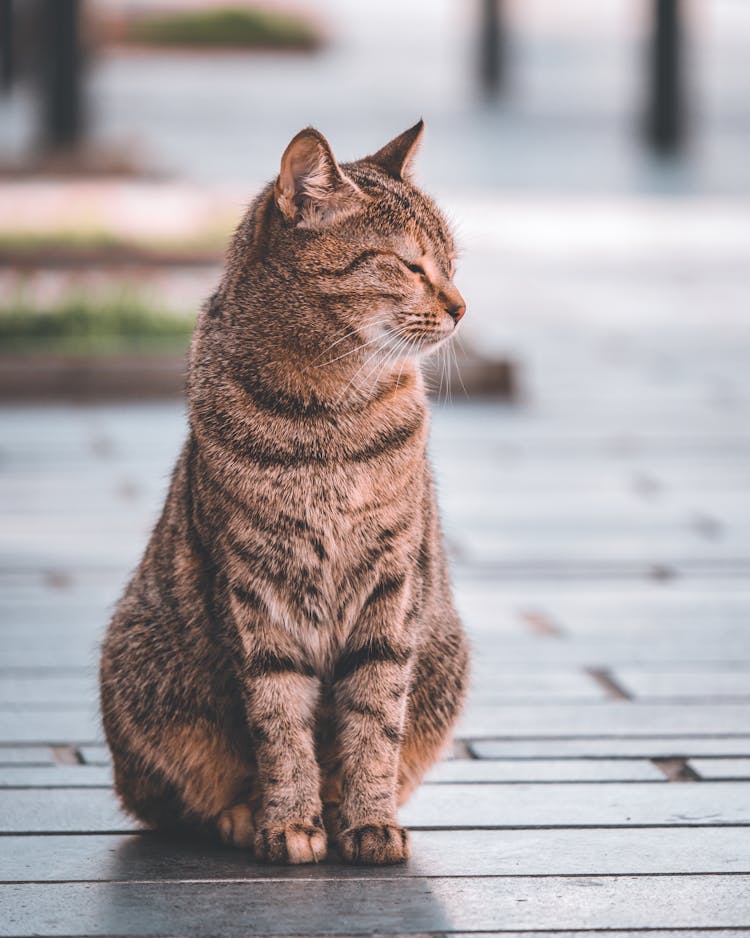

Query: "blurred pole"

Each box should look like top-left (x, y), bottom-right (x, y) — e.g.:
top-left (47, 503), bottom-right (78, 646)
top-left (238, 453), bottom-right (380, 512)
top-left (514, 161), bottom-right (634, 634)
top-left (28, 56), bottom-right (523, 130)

top-left (39, 0), bottom-right (84, 147)
top-left (0, 0), bottom-right (13, 92)
top-left (479, 0), bottom-right (506, 97)
top-left (646, 0), bottom-right (684, 153)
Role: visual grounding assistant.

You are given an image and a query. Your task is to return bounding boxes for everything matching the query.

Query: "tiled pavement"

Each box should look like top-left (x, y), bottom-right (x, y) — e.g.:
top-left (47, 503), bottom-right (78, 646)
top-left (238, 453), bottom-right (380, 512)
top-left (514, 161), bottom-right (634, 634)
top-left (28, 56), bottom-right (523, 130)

top-left (2, 200), bottom-right (750, 933)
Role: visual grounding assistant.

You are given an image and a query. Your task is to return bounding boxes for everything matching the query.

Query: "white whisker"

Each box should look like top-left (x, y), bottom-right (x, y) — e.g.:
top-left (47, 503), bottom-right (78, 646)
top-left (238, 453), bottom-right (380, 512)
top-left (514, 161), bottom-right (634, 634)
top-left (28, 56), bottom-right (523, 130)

top-left (451, 335), bottom-right (468, 399)
top-left (437, 341), bottom-right (446, 406)
top-left (315, 326), bottom-right (391, 370)
top-left (306, 314), bottom-right (389, 370)
top-left (334, 334), bottom-right (391, 405)
top-left (365, 331), bottom-right (409, 398)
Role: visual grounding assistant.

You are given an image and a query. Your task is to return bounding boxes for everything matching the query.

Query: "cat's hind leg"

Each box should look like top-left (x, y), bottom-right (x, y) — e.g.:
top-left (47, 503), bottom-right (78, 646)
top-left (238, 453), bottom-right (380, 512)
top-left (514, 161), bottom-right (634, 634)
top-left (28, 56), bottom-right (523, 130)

top-left (112, 755), bottom-right (187, 833)
top-left (216, 802), bottom-right (257, 848)
top-left (110, 721), bottom-right (257, 848)
top-left (397, 619), bottom-right (469, 805)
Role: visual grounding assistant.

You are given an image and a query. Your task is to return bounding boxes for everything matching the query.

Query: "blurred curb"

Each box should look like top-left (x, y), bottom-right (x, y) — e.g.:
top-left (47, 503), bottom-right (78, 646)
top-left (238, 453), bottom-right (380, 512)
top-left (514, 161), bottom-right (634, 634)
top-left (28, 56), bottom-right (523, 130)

top-left (0, 349), bottom-right (517, 403)
top-left (0, 355), bottom-right (187, 401)
top-left (423, 344), bottom-right (519, 400)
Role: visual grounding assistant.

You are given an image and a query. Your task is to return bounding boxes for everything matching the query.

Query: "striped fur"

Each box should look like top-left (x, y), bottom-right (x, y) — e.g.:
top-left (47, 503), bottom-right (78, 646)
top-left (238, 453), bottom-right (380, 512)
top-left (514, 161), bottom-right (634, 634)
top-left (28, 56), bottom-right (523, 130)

top-left (100, 123), bottom-right (469, 865)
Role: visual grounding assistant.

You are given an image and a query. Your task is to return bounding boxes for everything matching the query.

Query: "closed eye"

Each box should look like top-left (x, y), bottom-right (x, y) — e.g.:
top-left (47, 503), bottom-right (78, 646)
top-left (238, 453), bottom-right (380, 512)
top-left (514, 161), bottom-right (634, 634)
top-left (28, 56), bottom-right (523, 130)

top-left (399, 258), bottom-right (426, 277)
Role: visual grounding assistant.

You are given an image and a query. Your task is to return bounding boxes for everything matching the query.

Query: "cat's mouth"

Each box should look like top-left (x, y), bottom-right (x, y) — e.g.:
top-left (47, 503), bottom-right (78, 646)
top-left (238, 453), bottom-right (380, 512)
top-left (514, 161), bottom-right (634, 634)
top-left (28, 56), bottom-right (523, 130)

top-left (379, 316), bottom-right (458, 354)
top-left (419, 329), bottom-right (455, 348)
top-left (379, 327), bottom-right (454, 360)
top-left (406, 326), bottom-right (457, 354)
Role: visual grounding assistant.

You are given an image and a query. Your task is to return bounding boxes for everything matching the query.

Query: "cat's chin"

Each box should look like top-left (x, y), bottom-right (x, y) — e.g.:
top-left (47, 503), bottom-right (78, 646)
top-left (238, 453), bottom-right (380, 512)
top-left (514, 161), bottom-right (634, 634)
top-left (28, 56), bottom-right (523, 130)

top-left (412, 332), bottom-right (455, 356)
top-left (380, 327), bottom-right (456, 360)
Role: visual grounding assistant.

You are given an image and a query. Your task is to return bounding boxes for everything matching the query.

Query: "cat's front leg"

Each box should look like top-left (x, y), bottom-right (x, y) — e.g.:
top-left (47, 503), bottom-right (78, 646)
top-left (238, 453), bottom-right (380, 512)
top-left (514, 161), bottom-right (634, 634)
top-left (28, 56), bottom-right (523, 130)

top-left (332, 576), bottom-right (414, 865)
top-left (233, 592), bottom-right (326, 864)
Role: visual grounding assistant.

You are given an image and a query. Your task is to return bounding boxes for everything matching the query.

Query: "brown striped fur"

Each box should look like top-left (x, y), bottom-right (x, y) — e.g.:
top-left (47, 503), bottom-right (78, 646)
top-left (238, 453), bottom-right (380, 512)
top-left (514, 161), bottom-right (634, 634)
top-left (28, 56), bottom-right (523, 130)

top-left (100, 122), bottom-right (469, 865)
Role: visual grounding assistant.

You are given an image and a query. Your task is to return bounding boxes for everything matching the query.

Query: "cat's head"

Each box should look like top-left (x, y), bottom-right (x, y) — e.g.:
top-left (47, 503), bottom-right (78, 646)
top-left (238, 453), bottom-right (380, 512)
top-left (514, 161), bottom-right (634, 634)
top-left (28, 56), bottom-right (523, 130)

top-left (227, 122), bottom-right (464, 383)
top-left (275, 121), bottom-right (463, 356)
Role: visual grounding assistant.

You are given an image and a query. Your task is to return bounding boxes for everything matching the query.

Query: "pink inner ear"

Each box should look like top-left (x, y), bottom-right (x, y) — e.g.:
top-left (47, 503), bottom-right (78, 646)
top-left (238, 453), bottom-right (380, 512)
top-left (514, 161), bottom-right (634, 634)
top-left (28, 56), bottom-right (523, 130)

top-left (286, 140), bottom-right (323, 196)
top-left (277, 129), bottom-right (362, 227)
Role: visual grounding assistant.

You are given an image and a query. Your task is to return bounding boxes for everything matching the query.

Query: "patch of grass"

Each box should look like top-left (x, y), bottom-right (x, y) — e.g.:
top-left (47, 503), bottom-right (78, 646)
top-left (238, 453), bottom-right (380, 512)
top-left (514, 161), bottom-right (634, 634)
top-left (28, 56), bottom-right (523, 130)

top-left (125, 6), bottom-right (321, 50)
top-left (0, 229), bottom-right (131, 253)
top-left (0, 223), bottom-right (232, 256)
top-left (0, 292), bottom-right (195, 356)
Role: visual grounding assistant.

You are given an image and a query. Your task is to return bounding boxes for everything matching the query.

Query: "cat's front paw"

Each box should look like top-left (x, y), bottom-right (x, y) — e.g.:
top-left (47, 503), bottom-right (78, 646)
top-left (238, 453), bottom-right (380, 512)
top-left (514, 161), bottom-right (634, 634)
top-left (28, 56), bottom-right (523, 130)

top-left (337, 822), bottom-right (410, 865)
top-left (254, 820), bottom-right (327, 864)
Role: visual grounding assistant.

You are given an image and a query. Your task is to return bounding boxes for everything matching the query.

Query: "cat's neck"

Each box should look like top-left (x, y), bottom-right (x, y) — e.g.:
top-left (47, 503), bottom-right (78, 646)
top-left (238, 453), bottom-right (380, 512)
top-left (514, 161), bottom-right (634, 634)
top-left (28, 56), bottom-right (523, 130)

top-left (222, 324), bottom-right (425, 416)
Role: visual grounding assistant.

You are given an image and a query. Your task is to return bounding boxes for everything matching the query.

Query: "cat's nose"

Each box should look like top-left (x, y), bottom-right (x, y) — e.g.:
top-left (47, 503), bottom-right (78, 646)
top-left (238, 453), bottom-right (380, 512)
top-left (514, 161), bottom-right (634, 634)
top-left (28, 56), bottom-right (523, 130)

top-left (442, 285), bottom-right (466, 324)
top-left (446, 300), bottom-right (466, 324)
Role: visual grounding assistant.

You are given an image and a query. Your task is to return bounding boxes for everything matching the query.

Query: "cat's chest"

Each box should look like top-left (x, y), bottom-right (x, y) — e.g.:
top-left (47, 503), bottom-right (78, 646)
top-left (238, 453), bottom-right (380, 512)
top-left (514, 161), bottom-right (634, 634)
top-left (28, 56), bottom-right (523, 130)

top-left (261, 464), bottom-right (422, 670)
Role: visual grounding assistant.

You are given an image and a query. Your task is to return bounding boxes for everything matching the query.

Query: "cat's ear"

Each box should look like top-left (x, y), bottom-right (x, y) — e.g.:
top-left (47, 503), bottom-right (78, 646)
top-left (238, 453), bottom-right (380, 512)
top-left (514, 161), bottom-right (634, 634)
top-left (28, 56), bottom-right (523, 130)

top-left (366, 120), bottom-right (424, 181)
top-left (275, 128), bottom-right (362, 228)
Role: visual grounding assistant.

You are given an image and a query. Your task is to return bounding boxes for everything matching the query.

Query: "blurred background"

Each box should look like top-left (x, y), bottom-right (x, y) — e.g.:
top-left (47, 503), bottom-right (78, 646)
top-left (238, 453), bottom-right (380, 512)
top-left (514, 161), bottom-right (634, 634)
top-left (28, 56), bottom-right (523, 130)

top-left (1, 0), bottom-right (749, 748)
top-left (1, 0), bottom-right (749, 380)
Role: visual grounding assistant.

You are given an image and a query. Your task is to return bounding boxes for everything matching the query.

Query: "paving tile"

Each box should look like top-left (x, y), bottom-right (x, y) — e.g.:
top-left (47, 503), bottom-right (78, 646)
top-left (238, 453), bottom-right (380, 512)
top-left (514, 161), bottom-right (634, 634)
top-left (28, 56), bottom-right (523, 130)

top-left (3, 782), bottom-right (748, 833)
top-left (457, 528), bottom-right (750, 569)
top-left (469, 668), bottom-right (608, 701)
top-left (531, 595), bottom-right (750, 634)
top-left (78, 745), bottom-right (111, 766)
top-left (0, 633), bottom-right (103, 669)
top-left (448, 932), bottom-right (750, 938)
top-left (0, 673), bottom-right (97, 706)
top-left (0, 788), bottom-right (130, 833)
top-left (0, 746), bottom-right (54, 765)
top-left (455, 558), bottom-right (750, 580)
top-left (471, 737), bottom-right (750, 759)
top-left (468, 637), bottom-right (750, 666)
top-left (459, 702), bottom-right (750, 738)
top-left (0, 709), bottom-right (101, 744)
top-left (0, 764), bottom-right (112, 787)
top-left (2, 827), bottom-right (749, 882)
top-left (614, 669), bottom-right (750, 700)
top-left (690, 759), bottom-right (750, 780)
top-left (2, 875), bottom-right (749, 935)
top-left (425, 758), bottom-right (664, 782)
top-left (400, 781), bottom-right (750, 829)
top-left (0, 601), bottom-right (111, 631)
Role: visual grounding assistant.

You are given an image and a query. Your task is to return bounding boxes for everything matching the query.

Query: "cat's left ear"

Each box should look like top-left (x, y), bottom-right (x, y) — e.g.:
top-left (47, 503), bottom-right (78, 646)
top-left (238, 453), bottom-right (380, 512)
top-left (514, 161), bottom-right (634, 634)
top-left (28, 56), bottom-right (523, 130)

top-left (365, 119), bottom-right (424, 181)
top-left (275, 128), bottom-right (363, 228)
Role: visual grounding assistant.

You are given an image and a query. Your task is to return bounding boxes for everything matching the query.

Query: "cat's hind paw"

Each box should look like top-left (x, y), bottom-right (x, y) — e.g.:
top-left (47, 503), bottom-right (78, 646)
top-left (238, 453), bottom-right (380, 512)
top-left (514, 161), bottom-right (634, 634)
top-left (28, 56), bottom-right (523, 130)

top-left (217, 803), bottom-right (256, 849)
top-left (337, 822), bottom-right (410, 865)
top-left (255, 820), bottom-right (327, 864)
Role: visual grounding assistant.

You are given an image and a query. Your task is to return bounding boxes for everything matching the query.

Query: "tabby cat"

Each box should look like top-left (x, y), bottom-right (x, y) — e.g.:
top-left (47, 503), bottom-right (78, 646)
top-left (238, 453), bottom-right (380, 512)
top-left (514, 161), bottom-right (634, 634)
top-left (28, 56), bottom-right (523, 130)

top-left (100, 121), bottom-right (469, 865)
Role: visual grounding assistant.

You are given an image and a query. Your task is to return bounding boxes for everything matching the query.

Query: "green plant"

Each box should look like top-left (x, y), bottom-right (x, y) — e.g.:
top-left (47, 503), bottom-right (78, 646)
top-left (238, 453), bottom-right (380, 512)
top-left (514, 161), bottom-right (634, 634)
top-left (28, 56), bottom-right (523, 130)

top-left (0, 292), bottom-right (195, 355)
top-left (126, 6), bottom-right (320, 50)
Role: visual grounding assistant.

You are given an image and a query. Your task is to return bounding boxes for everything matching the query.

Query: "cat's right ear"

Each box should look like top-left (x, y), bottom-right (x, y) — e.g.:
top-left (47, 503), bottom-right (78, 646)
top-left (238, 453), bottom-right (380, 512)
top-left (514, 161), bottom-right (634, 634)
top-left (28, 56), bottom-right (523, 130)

top-left (275, 128), bottom-right (363, 228)
top-left (366, 120), bottom-right (424, 181)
